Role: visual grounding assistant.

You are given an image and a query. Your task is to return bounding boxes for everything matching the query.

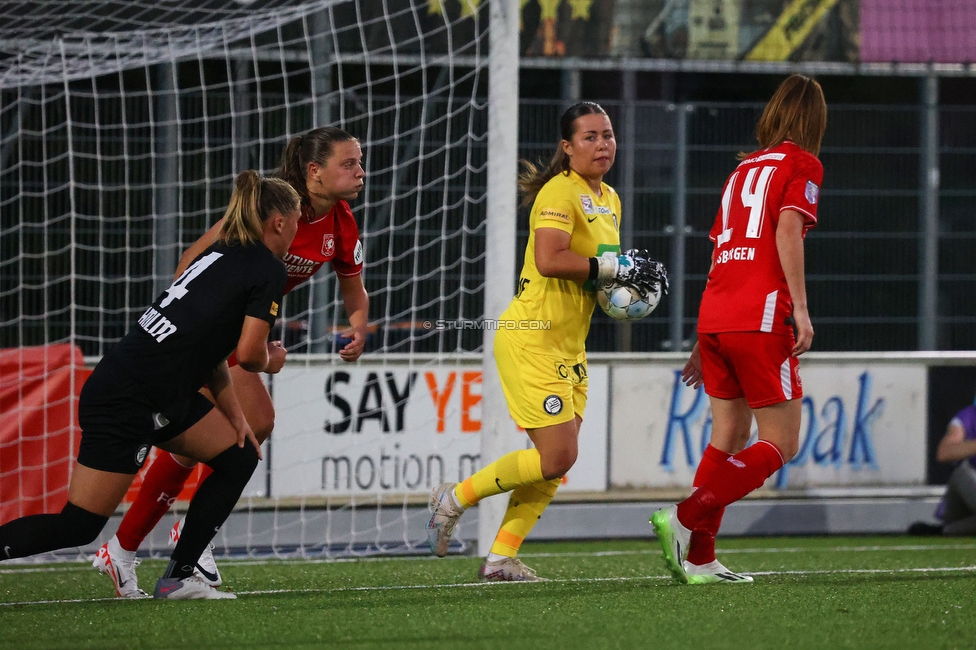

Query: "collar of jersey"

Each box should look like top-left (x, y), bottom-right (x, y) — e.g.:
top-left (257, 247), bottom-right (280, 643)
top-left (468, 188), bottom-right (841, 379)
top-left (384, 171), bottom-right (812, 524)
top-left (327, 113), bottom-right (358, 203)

top-left (567, 169), bottom-right (607, 200)
top-left (305, 207), bottom-right (333, 225)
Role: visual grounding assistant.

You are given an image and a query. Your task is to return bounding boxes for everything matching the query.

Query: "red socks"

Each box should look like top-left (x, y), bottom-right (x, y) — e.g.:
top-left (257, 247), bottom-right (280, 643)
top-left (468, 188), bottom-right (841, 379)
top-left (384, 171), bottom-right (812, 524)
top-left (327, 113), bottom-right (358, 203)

top-left (677, 440), bottom-right (785, 532)
top-left (115, 452), bottom-right (195, 552)
top-left (687, 444), bottom-right (728, 566)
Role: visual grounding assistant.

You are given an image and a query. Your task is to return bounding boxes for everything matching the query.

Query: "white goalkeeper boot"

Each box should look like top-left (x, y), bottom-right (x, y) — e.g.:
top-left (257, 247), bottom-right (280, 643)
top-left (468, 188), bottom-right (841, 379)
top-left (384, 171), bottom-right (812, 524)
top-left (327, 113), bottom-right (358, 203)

top-left (153, 574), bottom-right (236, 600)
top-left (684, 559), bottom-right (754, 585)
top-left (170, 518), bottom-right (222, 586)
top-left (478, 556), bottom-right (545, 582)
top-left (92, 535), bottom-right (150, 599)
top-left (426, 482), bottom-right (465, 557)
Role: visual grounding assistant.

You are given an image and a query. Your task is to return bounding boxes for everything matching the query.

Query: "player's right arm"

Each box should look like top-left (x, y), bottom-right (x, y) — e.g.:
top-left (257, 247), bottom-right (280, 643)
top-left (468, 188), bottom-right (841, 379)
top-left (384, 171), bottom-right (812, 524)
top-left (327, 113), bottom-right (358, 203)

top-left (535, 227), bottom-right (591, 283)
top-left (174, 218), bottom-right (225, 279)
top-left (534, 229), bottom-right (663, 290)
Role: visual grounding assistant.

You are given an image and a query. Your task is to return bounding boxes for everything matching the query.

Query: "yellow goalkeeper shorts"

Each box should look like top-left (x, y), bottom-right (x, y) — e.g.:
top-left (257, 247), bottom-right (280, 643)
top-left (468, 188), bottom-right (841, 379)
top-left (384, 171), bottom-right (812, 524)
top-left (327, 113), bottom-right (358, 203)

top-left (493, 329), bottom-right (587, 430)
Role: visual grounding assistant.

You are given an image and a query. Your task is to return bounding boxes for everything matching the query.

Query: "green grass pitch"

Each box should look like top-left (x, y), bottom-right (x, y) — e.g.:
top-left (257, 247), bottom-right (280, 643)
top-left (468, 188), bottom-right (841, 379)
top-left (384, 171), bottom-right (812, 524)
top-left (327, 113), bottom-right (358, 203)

top-left (1, 536), bottom-right (974, 649)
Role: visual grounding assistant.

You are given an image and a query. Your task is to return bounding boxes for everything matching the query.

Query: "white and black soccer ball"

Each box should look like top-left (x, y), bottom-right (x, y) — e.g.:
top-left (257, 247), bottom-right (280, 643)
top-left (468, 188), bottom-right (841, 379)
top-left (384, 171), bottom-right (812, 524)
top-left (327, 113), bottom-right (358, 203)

top-left (597, 280), bottom-right (661, 321)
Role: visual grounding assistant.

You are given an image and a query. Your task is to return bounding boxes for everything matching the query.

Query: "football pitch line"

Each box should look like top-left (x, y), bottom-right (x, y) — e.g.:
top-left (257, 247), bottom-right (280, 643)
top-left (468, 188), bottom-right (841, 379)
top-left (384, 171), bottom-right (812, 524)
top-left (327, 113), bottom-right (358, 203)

top-left (2, 542), bottom-right (976, 575)
top-left (1, 561), bottom-right (975, 608)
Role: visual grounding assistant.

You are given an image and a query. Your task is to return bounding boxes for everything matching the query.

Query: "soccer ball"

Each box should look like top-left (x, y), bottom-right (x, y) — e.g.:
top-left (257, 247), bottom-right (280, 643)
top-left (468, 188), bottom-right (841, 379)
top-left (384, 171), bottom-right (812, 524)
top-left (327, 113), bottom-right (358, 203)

top-left (597, 280), bottom-right (661, 321)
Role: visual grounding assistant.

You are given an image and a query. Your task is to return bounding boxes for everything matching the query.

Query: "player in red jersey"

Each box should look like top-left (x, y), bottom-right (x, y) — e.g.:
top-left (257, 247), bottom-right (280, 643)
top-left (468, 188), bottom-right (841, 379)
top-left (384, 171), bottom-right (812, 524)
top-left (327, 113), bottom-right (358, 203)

top-left (93, 126), bottom-right (369, 597)
top-left (651, 74), bottom-right (827, 585)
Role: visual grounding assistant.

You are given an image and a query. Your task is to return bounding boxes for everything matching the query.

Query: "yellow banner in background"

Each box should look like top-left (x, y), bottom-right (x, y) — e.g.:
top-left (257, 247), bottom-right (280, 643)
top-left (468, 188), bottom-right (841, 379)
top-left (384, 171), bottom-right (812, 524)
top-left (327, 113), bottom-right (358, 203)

top-left (746, 0), bottom-right (841, 61)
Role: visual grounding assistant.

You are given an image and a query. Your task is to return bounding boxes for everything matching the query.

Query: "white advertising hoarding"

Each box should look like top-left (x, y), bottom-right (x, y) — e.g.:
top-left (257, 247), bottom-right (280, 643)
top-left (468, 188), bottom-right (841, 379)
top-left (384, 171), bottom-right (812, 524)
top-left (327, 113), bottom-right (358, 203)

top-left (610, 362), bottom-right (927, 489)
top-left (271, 363), bottom-right (608, 497)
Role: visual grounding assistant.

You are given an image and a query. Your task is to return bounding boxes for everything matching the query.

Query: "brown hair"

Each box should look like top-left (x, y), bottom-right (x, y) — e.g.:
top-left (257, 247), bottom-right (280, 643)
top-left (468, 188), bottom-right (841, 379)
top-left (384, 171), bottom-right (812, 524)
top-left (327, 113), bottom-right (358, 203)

top-left (218, 171), bottom-right (301, 245)
top-left (275, 126), bottom-right (358, 207)
top-left (518, 101), bottom-right (609, 206)
top-left (743, 74), bottom-right (827, 159)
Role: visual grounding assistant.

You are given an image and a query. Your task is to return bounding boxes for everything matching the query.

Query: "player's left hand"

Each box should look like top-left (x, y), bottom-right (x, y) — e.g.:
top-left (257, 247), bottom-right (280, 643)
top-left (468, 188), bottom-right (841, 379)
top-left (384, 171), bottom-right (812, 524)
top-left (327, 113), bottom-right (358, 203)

top-left (339, 327), bottom-right (367, 362)
top-left (620, 249), bottom-right (669, 296)
top-left (237, 421), bottom-right (263, 460)
top-left (681, 342), bottom-right (704, 389)
top-left (792, 307), bottom-right (814, 357)
top-left (264, 340), bottom-right (287, 374)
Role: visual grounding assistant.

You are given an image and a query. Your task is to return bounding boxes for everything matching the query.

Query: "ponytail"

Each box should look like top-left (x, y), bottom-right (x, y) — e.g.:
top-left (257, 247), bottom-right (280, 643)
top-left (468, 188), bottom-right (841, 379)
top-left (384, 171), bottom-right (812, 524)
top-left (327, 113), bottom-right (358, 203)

top-left (518, 101), bottom-right (607, 206)
top-left (218, 171), bottom-right (300, 245)
top-left (276, 135), bottom-right (307, 204)
top-left (517, 151), bottom-right (570, 208)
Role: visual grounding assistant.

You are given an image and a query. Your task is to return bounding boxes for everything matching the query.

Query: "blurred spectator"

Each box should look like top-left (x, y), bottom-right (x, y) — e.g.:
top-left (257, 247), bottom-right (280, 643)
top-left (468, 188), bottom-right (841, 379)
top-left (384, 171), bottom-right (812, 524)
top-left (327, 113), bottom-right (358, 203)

top-left (908, 399), bottom-right (976, 536)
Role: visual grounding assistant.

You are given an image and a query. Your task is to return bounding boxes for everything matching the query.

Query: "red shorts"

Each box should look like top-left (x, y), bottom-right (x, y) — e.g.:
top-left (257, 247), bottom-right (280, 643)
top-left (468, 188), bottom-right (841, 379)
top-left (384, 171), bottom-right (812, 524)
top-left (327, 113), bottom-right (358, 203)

top-left (698, 332), bottom-right (801, 409)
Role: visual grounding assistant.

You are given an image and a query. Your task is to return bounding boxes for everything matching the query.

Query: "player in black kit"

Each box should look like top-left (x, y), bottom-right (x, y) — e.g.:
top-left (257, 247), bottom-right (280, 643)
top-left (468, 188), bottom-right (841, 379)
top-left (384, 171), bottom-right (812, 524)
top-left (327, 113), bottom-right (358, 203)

top-left (0, 170), bottom-right (300, 600)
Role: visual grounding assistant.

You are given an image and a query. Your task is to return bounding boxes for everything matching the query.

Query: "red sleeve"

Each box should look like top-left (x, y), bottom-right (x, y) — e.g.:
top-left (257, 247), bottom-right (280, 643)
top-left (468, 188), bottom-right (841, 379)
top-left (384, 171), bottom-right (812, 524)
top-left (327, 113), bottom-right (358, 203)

top-left (779, 154), bottom-right (823, 232)
top-left (330, 201), bottom-right (364, 277)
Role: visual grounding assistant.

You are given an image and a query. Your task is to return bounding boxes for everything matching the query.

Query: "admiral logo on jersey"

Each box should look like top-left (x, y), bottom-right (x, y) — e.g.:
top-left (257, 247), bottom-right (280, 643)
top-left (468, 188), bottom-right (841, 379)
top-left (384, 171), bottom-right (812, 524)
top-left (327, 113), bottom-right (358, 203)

top-left (540, 209), bottom-right (570, 222)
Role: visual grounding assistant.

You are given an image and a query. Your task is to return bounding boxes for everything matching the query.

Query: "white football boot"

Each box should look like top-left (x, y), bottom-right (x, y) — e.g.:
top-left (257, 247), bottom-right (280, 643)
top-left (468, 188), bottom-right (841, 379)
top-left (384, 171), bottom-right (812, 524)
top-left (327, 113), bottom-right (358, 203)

top-left (426, 483), bottom-right (465, 557)
top-left (92, 535), bottom-right (150, 599)
top-left (153, 574), bottom-right (236, 600)
top-left (684, 559), bottom-right (754, 585)
top-left (478, 557), bottom-right (545, 582)
top-left (170, 519), bottom-right (222, 586)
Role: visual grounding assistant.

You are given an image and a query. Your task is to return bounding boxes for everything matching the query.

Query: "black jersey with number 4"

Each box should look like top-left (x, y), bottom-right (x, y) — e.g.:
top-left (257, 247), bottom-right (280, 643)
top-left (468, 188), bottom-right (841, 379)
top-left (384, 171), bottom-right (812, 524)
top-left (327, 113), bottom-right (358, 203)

top-left (94, 240), bottom-right (286, 421)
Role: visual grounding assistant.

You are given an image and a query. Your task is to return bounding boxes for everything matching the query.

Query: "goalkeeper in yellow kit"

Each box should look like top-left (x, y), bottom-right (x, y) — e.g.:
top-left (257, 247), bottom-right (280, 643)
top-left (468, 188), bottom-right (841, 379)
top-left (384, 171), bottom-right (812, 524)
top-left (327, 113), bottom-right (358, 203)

top-left (426, 101), bottom-right (668, 581)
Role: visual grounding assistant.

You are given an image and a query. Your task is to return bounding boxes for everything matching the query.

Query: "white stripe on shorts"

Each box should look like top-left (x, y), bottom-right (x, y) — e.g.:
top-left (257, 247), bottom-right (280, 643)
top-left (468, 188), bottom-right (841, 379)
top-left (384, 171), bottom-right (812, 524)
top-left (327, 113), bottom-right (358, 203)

top-left (780, 357), bottom-right (792, 400)
top-left (760, 290), bottom-right (778, 332)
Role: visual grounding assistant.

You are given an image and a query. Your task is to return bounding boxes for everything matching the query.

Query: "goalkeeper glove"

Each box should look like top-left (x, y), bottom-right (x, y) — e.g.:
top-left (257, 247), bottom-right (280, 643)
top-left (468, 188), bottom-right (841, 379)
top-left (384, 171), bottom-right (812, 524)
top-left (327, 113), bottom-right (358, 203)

top-left (590, 250), bottom-right (669, 295)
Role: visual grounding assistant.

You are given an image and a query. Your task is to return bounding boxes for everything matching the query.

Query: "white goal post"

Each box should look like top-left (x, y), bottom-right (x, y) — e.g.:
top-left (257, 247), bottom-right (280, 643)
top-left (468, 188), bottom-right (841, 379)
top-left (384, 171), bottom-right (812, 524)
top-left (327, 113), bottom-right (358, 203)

top-left (0, 0), bottom-right (521, 560)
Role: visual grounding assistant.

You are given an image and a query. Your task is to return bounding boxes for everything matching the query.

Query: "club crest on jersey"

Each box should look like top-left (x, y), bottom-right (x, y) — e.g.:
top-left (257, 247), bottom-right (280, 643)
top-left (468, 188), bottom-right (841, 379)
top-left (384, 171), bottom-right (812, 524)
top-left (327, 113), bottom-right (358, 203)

top-left (543, 395), bottom-right (563, 416)
top-left (321, 234), bottom-right (336, 258)
top-left (580, 195), bottom-right (595, 214)
top-left (805, 180), bottom-right (819, 205)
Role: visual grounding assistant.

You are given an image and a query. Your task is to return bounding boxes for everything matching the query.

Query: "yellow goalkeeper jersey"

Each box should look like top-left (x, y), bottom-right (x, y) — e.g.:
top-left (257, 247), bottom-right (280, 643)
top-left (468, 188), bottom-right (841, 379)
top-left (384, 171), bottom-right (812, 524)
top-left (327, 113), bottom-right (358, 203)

top-left (500, 169), bottom-right (621, 358)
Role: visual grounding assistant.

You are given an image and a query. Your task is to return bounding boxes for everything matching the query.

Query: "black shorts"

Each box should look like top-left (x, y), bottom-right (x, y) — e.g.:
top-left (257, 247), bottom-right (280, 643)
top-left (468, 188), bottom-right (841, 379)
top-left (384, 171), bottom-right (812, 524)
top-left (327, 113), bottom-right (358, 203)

top-left (77, 368), bottom-right (214, 474)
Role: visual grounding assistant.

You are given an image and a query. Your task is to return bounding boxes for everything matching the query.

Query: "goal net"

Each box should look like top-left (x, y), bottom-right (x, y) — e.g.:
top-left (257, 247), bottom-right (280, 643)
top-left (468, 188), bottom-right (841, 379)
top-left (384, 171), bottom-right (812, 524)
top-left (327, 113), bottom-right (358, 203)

top-left (0, 0), bottom-right (495, 560)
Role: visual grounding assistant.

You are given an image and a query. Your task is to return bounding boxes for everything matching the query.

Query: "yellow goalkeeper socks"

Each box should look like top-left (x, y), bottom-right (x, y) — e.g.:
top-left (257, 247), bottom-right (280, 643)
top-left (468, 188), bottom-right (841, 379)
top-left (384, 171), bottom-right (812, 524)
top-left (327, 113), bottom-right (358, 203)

top-left (453, 448), bottom-right (545, 509)
top-left (489, 478), bottom-right (561, 557)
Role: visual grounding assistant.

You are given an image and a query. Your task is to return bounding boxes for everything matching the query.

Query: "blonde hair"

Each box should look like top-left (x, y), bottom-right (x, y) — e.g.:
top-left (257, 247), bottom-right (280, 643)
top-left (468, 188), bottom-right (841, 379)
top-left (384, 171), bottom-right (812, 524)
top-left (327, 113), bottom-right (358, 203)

top-left (218, 171), bottom-right (301, 245)
top-left (518, 101), bottom-right (608, 207)
top-left (742, 74), bottom-right (827, 159)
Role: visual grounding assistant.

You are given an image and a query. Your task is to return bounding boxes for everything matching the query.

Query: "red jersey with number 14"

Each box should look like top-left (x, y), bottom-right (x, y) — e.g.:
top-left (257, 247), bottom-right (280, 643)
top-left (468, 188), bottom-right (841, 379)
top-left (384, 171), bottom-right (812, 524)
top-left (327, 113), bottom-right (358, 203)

top-left (697, 141), bottom-right (823, 336)
top-left (282, 200), bottom-right (364, 293)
